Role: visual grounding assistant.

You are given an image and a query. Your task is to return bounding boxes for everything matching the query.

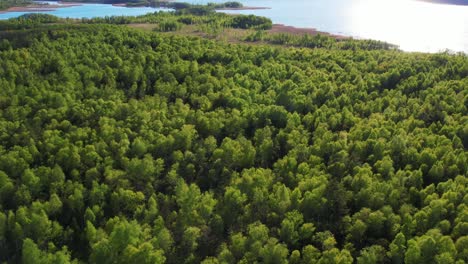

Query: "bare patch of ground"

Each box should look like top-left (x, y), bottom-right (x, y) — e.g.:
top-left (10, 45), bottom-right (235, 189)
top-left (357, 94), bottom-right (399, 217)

top-left (269, 24), bottom-right (348, 39)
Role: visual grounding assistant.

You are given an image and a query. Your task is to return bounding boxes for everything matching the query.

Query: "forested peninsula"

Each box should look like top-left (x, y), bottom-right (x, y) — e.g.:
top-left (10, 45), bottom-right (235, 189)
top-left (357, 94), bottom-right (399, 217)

top-left (0, 7), bottom-right (467, 264)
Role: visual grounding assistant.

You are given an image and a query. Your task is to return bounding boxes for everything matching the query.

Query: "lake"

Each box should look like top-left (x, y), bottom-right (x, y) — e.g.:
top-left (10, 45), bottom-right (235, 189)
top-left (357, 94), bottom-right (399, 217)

top-left (0, 2), bottom-right (170, 19)
top-left (1, 0), bottom-right (467, 53)
top-left (207, 0), bottom-right (468, 53)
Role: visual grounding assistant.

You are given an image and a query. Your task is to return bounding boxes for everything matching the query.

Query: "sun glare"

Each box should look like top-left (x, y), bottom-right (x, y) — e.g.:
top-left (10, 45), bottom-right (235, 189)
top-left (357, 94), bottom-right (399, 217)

top-left (350, 0), bottom-right (468, 52)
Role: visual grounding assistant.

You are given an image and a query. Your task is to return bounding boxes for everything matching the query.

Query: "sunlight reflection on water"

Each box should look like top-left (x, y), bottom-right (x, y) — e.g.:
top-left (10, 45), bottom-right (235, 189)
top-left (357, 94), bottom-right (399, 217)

top-left (349, 0), bottom-right (468, 52)
top-left (213, 0), bottom-right (468, 53)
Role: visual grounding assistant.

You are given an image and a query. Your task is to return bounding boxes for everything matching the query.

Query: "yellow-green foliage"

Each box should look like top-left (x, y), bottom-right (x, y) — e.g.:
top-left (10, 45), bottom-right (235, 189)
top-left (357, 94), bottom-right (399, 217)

top-left (0, 18), bottom-right (466, 264)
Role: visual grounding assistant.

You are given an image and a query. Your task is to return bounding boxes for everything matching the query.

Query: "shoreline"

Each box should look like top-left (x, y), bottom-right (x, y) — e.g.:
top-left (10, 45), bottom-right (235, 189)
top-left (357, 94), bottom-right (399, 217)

top-left (0, 4), bottom-right (349, 41)
top-left (270, 24), bottom-right (349, 40)
top-left (216, 6), bottom-right (271, 10)
top-left (0, 3), bottom-right (81, 14)
top-left (111, 3), bottom-right (270, 10)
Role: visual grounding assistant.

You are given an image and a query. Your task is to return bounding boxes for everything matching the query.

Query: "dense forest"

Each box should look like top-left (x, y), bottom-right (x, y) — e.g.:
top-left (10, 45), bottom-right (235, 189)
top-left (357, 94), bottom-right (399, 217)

top-left (0, 10), bottom-right (467, 264)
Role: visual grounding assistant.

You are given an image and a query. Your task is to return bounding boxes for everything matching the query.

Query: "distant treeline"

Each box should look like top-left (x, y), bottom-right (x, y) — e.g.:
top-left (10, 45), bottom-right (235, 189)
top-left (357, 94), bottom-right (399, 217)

top-left (0, 14), bottom-right (467, 263)
top-left (0, 14), bottom-right (60, 30)
top-left (79, 9), bottom-right (273, 30)
top-left (145, 1), bottom-right (244, 9)
top-left (59, 0), bottom-right (244, 9)
top-left (0, 12), bottom-right (397, 51)
top-left (244, 30), bottom-right (399, 51)
top-left (417, 0), bottom-right (468, 5)
top-left (0, 0), bottom-right (31, 10)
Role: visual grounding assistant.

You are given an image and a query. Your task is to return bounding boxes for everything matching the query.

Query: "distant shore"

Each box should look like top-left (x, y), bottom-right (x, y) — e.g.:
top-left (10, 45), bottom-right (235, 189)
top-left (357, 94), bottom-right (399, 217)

top-left (216, 6), bottom-right (271, 10)
top-left (0, 3), bottom-right (347, 41)
top-left (0, 2), bottom-right (80, 14)
top-left (112, 3), bottom-right (270, 10)
top-left (416, 0), bottom-right (468, 5)
top-left (0, 2), bottom-right (271, 14)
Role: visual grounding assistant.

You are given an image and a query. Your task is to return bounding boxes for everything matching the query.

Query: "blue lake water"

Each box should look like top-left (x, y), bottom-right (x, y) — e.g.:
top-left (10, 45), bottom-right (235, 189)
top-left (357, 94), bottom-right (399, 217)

top-left (205, 0), bottom-right (468, 53)
top-left (1, 0), bottom-right (467, 53)
top-left (0, 2), bottom-right (170, 19)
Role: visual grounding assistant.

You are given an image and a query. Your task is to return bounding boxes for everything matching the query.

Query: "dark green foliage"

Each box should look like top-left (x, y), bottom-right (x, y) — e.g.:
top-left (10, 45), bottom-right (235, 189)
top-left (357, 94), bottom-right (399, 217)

top-left (245, 32), bottom-right (398, 50)
top-left (231, 14), bottom-right (272, 30)
top-left (219, 2), bottom-right (243, 8)
top-left (0, 0), bottom-right (30, 10)
top-left (15, 13), bottom-right (60, 23)
top-left (0, 13), bottom-right (60, 30)
top-left (174, 5), bottom-right (216, 16)
top-left (0, 15), bottom-right (466, 264)
top-left (169, 2), bottom-right (194, 10)
top-left (80, 10), bottom-right (273, 31)
top-left (157, 21), bottom-right (182, 32)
